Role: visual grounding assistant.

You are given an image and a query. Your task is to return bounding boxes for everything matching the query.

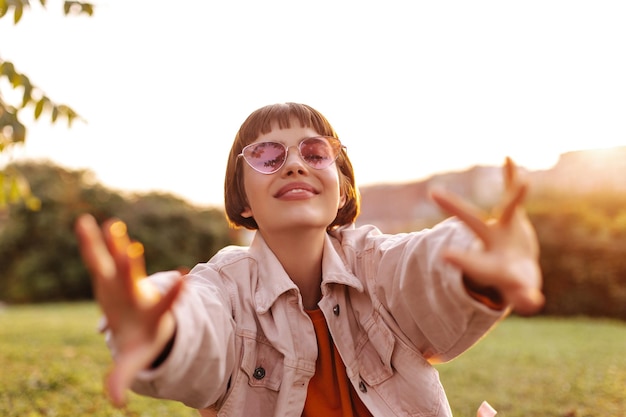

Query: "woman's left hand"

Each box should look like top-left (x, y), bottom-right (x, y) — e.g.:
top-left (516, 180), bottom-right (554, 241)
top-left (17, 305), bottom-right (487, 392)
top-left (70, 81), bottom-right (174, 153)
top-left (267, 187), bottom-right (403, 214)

top-left (430, 157), bottom-right (544, 316)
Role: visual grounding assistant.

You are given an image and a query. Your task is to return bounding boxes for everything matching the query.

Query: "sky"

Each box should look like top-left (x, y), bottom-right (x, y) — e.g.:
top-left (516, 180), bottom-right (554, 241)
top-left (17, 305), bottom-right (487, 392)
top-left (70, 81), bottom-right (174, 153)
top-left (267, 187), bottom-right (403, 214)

top-left (1, 1), bottom-right (625, 207)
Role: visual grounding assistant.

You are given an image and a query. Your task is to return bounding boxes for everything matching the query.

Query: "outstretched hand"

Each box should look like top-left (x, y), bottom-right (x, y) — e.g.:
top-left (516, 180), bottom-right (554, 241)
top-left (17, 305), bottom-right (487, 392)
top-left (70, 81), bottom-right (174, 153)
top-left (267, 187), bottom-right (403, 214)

top-left (75, 214), bottom-right (184, 407)
top-left (430, 157), bottom-right (544, 316)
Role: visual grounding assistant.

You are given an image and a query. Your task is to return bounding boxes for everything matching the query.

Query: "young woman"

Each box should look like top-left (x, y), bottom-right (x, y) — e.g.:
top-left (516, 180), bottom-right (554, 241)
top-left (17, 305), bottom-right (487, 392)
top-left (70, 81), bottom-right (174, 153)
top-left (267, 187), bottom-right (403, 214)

top-left (75, 102), bottom-right (544, 417)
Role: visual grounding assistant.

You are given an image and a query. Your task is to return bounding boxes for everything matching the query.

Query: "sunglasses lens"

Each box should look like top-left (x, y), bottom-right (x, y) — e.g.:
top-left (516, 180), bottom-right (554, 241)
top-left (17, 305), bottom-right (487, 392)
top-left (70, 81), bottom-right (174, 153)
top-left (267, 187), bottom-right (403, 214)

top-left (243, 142), bottom-right (286, 173)
top-left (300, 137), bottom-right (340, 169)
top-left (241, 137), bottom-right (342, 174)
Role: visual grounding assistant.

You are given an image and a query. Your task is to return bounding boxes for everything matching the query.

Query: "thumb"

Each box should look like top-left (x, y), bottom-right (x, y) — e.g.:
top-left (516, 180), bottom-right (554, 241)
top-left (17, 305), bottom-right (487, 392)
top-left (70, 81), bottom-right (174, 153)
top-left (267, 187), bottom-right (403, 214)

top-left (508, 287), bottom-right (545, 316)
top-left (105, 279), bottom-right (184, 408)
top-left (442, 249), bottom-right (501, 284)
top-left (152, 277), bottom-right (185, 318)
top-left (105, 346), bottom-right (154, 408)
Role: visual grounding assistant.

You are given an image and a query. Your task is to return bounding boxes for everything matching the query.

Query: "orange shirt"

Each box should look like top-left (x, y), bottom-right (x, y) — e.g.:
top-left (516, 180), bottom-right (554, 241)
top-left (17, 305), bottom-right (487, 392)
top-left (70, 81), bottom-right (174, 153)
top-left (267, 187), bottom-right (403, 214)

top-left (302, 309), bottom-right (373, 417)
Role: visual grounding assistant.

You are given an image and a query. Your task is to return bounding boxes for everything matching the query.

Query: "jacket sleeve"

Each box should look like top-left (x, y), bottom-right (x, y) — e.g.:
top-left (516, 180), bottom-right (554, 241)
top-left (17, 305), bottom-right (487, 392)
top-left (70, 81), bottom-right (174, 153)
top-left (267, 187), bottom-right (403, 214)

top-left (128, 268), bottom-right (237, 409)
top-left (355, 220), bottom-right (507, 362)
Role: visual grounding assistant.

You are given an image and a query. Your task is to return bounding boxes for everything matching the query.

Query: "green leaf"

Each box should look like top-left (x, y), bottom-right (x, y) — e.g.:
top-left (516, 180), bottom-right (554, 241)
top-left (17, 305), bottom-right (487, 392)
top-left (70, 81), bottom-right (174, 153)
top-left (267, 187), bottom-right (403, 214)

top-left (63, 1), bottom-right (94, 16)
top-left (82, 2), bottom-right (93, 16)
top-left (0, 1), bottom-right (8, 19)
top-left (12, 120), bottom-right (26, 144)
top-left (0, 166), bottom-right (40, 211)
top-left (21, 82), bottom-right (33, 107)
top-left (8, 176), bottom-right (20, 203)
top-left (10, 73), bottom-right (30, 89)
top-left (0, 60), bottom-right (15, 77)
top-left (25, 195), bottom-right (41, 211)
top-left (34, 98), bottom-right (45, 119)
top-left (66, 109), bottom-right (78, 127)
top-left (13, 2), bottom-right (23, 23)
top-left (10, 74), bottom-right (19, 87)
top-left (21, 73), bottom-right (31, 89)
top-left (0, 171), bottom-right (8, 208)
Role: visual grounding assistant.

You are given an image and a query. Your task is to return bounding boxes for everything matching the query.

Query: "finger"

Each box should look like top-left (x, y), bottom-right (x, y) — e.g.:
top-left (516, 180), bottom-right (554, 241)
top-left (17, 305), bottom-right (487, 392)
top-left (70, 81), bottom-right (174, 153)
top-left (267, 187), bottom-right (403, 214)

top-left (503, 156), bottom-right (517, 190)
top-left (510, 287), bottom-right (545, 316)
top-left (498, 181), bottom-right (528, 225)
top-left (493, 157), bottom-right (527, 224)
top-left (430, 188), bottom-right (490, 242)
top-left (105, 346), bottom-right (155, 408)
top-left (102, 219), bottom-right (139, 295)
top-left (127, 241), bottom-right (147, 282)
top-left (75, 214), bottom-right (116, 281)
top-left (103, 219), bottom-right (132, 258)
top-left (105, 365), bottom-right (128, 408)
top-left (151, 277), bottom-right (184, 318)
top-left (446, 250), bottom-right (545, 315)
top-left (105, 278), bottom-right (183, 408)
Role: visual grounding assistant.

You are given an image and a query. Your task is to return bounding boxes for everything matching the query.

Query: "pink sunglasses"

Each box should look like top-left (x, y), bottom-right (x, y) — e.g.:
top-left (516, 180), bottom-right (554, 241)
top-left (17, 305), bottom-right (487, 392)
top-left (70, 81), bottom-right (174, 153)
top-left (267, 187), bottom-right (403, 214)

top-left (238, 136), bottom-right (344, 174)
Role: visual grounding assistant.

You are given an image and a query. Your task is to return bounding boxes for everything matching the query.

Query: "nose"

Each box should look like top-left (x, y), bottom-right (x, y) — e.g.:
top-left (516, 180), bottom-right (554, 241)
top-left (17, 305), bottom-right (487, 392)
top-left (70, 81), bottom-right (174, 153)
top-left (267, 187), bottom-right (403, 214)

top-left (282, 145), bottom-right (307, 175)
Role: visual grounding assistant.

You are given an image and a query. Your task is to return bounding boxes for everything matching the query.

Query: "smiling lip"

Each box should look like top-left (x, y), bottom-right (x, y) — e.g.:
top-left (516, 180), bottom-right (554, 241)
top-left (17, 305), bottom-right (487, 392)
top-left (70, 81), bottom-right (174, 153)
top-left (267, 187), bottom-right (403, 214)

top-left (274, 182), bottom-right (319, 199)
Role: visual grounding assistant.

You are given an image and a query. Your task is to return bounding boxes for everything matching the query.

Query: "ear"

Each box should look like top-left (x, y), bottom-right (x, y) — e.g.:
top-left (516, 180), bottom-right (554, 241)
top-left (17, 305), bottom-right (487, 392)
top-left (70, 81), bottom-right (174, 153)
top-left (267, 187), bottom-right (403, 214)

top-left (241, 206), bottom-right (253, 218)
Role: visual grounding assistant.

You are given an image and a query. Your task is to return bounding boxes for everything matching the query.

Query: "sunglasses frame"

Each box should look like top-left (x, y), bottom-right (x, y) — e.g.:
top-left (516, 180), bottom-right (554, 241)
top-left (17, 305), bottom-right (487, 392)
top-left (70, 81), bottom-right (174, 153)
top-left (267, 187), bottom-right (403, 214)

top-left (238, 136), bottom-right (345, 175)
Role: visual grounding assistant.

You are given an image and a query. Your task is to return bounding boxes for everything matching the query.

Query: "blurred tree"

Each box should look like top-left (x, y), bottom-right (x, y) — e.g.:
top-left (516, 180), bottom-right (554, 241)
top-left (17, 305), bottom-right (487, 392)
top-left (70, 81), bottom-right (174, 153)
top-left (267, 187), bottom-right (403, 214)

top-left (0, 161), bottom-right (234, 303)
top-left (527, 192), bottom-right (626, 320)
top-left (118, 193), bottom-right (234, 275)
top-left (1, 0), bottom-right (93, 209)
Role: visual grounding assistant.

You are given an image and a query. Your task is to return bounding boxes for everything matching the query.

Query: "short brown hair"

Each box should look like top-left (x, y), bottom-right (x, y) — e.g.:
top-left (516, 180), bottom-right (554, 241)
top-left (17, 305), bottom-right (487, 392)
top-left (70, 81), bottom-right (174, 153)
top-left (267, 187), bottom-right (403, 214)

top-left (224, 103), bottom-right (360, 230)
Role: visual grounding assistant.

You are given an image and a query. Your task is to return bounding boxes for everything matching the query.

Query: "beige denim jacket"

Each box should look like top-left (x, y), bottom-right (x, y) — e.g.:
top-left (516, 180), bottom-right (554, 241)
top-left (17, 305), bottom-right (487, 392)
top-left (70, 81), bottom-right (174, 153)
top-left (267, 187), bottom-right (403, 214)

top-left (128, 220), bottom-right (506, 416)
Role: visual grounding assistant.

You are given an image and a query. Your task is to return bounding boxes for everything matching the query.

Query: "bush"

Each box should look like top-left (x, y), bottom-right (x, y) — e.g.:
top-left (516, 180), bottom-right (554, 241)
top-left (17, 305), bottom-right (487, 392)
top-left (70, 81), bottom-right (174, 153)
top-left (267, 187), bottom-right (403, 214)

top-left (0, 161), bottom-right (235, 303)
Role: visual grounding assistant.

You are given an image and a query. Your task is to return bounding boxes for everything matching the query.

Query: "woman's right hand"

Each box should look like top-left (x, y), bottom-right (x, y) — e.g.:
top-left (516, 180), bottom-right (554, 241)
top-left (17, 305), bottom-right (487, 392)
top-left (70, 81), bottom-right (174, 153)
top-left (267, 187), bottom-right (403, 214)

top-left (74, 214), bottom-right (184, 407)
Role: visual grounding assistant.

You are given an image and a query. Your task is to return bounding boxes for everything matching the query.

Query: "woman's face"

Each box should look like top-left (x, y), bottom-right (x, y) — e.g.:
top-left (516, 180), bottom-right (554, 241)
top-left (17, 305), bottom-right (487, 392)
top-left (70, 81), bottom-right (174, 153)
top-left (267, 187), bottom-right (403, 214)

top-left (240, 121), bottom-right (346, 236)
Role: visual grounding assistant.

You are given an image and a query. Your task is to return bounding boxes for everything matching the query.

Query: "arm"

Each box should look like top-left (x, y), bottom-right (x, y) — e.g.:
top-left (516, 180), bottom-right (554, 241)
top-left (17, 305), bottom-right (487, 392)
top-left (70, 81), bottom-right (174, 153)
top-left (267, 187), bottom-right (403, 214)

top-left (430, 157), bottom-right (544, 316)
top-left (74, 214), bottom-right (184, 407)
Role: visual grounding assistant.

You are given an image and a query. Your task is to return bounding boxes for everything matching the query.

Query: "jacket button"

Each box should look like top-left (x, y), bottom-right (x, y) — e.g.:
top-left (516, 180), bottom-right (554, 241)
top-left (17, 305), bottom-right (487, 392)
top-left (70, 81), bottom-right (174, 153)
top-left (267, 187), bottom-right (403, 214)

top-left (253, 367), bottom-right (266, 380)
top-left (359, 380), bottom-right (367, 393)
top-left (333, 304), bottom-right (340, 316)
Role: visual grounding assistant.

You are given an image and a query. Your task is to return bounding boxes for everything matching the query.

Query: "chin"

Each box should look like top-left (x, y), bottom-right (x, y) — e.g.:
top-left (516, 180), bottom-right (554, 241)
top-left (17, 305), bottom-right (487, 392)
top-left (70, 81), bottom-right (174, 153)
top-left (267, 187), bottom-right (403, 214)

top-left (278, 213), bottom-right (335, 231)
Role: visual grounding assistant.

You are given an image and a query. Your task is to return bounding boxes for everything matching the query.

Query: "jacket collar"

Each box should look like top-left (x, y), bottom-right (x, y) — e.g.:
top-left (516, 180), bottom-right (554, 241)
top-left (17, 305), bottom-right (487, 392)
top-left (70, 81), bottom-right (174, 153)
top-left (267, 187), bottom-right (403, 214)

top-left (248, 231), bottom-right (363, 313)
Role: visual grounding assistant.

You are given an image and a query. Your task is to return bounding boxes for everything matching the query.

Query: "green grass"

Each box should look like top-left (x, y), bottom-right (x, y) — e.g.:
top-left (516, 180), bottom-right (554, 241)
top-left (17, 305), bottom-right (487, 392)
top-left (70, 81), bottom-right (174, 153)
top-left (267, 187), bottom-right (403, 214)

top-left (0, 302), bottom-right (196, 417)
top-left (1, 304), bottom-right (625, 417)
top-left (437, 316), bottom-right (626, 417)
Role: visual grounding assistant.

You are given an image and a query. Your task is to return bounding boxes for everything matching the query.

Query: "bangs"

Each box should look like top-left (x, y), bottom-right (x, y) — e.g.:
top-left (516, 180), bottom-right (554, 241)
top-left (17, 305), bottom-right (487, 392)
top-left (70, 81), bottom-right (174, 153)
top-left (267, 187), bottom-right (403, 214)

top-left (236, 103), bottom-right (338, 145)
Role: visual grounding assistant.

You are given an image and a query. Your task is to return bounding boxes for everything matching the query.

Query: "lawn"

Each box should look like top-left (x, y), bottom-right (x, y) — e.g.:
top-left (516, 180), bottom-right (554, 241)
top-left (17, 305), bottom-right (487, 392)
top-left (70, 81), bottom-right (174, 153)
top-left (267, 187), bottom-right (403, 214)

top-left (1, 303), bottom-right (625, 416)
top-left (0, 302), bottom-right (196, 417)
top-left (438, 315), bottom-right (626, 416)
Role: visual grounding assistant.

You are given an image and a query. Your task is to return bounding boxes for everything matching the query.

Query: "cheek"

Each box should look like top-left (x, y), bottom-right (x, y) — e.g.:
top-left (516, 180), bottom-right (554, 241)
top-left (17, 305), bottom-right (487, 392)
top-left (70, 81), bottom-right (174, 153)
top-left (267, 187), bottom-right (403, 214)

top-left (241, 170), bottom-right (270, 211)
top-left (240, 171), bottom-right (256, 217)
top-left (327, 170), bottom-right (345, 207)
